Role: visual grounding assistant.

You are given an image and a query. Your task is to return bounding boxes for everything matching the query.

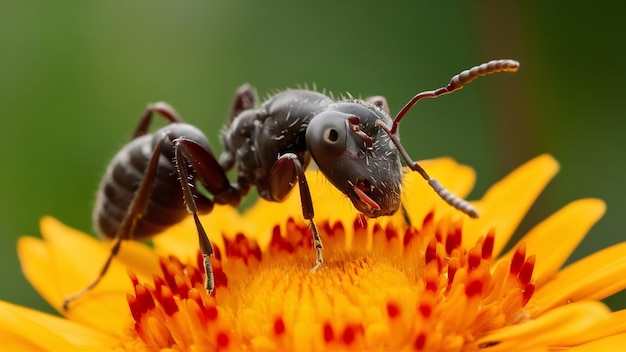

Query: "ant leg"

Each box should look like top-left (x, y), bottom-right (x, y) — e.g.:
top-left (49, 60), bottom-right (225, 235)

top-left (219, 84), bottom-right (257, 172)
top-left (366, 95), bottom-right (390, 115)
top-left (133, 102), bottom-right (184, 138)
top-left (174, 137), bottom-right (242, 207)
top-left (63, 136), bottom-right (169, 310)
top-left (400, 206), bottom-right (413, 228)
top-left (62, 235), bottom-right (123, 310)
top-left (173, 137), bottom-right (243, 295)
top-left (229, 84), bottom-right (256, 120)
top-left (272, 153), bottom-right (323, 272)
top-left (376, 120), bottom-right (479, 218)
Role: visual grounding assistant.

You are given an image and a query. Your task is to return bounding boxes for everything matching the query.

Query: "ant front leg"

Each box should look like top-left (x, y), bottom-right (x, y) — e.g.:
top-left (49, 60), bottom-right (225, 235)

top-left (174, 137), bottom-right (243, 294)
top-left (271, 153), bottom-right (323, 271)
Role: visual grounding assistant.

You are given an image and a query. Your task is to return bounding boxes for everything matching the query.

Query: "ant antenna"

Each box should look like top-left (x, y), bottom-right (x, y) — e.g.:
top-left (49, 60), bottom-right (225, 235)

top-left (389, 59), bottom-right (519, 134)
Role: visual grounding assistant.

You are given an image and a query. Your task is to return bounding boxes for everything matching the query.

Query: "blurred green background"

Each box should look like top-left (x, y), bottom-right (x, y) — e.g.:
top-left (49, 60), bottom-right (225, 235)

top-left (1, 1), bottom-right (624, 314)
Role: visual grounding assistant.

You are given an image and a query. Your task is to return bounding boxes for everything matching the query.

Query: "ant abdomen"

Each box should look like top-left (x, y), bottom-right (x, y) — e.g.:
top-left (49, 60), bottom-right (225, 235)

top-left (93, 123), bottom-right (213, 241)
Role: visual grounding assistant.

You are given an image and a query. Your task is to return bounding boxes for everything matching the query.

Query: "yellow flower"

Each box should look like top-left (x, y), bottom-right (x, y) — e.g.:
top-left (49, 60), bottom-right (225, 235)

top-left (3, 155), bottom-right (626, 351)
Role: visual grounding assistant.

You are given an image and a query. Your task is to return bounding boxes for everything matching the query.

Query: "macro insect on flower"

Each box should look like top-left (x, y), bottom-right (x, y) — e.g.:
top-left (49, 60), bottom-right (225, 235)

top-left (62, 59), bottom-right (519, 310)
top-left (4, 59), bottom-right (626, 351)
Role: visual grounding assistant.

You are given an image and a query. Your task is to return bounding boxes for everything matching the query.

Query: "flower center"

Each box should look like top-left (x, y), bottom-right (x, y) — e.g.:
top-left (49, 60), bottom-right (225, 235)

top-left (126, 212), bottom-right (536, 351)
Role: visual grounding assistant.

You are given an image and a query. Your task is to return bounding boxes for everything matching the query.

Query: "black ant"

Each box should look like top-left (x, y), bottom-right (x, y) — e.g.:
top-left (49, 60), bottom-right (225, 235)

top-left (62, 59), bottom-right (519, 309)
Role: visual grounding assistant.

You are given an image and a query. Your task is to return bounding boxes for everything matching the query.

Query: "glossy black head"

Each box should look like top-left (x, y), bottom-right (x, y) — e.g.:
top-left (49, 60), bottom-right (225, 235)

top-left (306, 101), bottom-right (403, 217)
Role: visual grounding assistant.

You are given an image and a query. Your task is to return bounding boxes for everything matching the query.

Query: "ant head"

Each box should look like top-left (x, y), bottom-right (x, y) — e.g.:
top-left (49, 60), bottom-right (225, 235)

top-left (306, 101), bottom-right (403, 218)
top-left (306, 59), bottom-right (520, 219)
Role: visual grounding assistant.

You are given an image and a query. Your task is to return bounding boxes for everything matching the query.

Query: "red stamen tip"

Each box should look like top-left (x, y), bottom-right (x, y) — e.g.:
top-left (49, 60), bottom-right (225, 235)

top-left (341, 325), bottom-right (357, 345)
top-left (216, 331), bottom-right (230, 348)
top-left (342, 325), bottom-right (355, 345)
top-left (159, 285), bottom-right (179, 316)
top-left (518, 255), bottom-right (536, 286)
top-left (522, 282), bottom-right (536, 307)
top-left (414, 332), bottom-right (427, 350)
top-left (425, 277), bottom-right (438, 292)
top-left (419, 303), bottom-right (432, 318)
top-left (323, 322), bottom-right (334, 342)
top-left (425, 238), bottom-right (437, 265)
top-left (385, 224), bottom-right (398, 241)
top-left (465, 279), bottom-right (484, 298)
top-left (205, 305), bottom-right (218, 321)
top-left (386, 301), bottom-right (401, 318)
top-left (482, 229), bottom-right (495, 259)
top-left (510, 244), bottom-right (526, 276)
top-left (403, 227), bottom-right (417, 246)
top-left (422, 210), bottom-right (434, 228)
top-left (274, 317), bottom-right (286, 335)
top-left (468, 246), bottom-right (482, 271)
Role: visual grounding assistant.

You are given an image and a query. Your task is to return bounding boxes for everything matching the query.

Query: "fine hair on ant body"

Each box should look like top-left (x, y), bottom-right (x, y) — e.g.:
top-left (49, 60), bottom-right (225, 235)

top-left (62, 59), bottom-right (520, 310)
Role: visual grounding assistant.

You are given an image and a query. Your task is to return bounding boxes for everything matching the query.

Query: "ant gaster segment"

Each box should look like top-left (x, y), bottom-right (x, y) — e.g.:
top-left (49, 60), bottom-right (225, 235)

top-left (62, 59), bottom-right (520, 310)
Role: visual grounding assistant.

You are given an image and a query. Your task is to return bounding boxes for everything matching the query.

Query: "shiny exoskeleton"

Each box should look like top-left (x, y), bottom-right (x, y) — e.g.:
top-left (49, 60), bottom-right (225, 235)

top-left (62, 59), bottom-right (520, 309)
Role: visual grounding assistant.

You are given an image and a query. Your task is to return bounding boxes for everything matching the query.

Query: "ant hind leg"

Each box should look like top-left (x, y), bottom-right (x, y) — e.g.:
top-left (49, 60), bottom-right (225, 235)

top-left (63, 136), bottom-right (169, 310)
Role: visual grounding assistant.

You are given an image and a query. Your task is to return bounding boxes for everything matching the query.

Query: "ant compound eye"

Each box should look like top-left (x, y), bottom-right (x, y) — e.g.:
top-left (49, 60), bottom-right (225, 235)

top-left (306, 111), bottom-right (348, 160)
top-left (323, 128), bottom-right (340, 143)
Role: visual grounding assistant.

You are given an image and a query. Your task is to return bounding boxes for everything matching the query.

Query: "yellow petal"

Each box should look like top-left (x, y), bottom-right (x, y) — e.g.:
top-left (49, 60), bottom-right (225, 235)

top-left (474, 301), bottom-right (610, 350)
top-left (500, 199), bottom-right (605, 287)
top-left (569, 333), bottom-right (626, 351)
top-left (18, 217), bottom-right (157, 335)
top-left (153, 205), bottom-right (245, 260)
top-left (0, 300), bottom-right (117, 351)
top-left (463, 154), bottom-right (560, 255)
top-left (531, 242), bottom-right (626, 315)
top-left (565, 309), bottom-right (626, 347)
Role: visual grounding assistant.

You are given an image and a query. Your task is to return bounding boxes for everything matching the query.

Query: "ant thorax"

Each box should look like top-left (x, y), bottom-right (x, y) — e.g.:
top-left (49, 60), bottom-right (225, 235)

top-left (219, 89), bottom-right (332, 201)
